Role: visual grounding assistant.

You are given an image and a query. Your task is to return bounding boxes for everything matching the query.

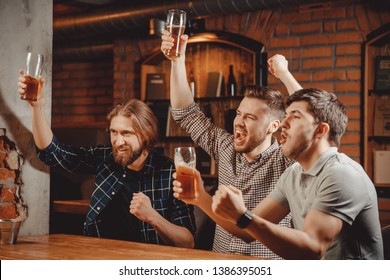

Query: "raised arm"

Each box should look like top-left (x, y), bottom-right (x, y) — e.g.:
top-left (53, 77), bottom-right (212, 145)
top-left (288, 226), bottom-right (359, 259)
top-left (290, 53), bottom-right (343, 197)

top-left (267, 54), bottom-right (303, 95)
top-left (161, 29), bottom-right (194, 109)
top-left (18, 70), bottom-right (53, 149)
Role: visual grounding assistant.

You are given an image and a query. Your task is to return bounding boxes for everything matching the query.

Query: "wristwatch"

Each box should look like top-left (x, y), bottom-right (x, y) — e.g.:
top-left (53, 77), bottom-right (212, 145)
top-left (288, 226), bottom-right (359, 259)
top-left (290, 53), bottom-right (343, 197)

top-left (236, 210), bottom-right (253, 228)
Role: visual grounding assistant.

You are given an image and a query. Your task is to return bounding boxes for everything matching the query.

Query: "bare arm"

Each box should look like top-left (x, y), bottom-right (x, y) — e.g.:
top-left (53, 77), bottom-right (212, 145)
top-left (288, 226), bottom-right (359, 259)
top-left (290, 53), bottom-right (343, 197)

top-left (267, 54), bottom-right (303, 95)
top-left (212, 185), bottom-right (343, 259)
top-left (130, 192), bottom-right (194, 248)
top-left (18, 70), bottom-right (53, 149)
top-left (161, 29), bottom-right (193, 109)
top-left (245, 208), bottom-right (342, 259)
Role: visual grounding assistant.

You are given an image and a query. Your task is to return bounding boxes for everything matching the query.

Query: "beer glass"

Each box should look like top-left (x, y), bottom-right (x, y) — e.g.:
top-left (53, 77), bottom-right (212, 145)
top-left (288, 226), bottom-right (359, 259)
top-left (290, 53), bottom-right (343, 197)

top-left (174, 147), bottom-right (197, 199)
top-left (165, 9), bottom-right (186, 58)
top-left (22, 52), bottom-right (44, 101)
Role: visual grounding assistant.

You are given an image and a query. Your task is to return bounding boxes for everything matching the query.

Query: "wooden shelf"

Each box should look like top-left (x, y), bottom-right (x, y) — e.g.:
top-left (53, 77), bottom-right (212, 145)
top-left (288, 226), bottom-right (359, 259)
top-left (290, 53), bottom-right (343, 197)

top-left (362, 23), bottom-right (390, 182)
top-left (363, 24), bottom-right (390, 228)
top-left (141, 30), bottom-right (266, 101)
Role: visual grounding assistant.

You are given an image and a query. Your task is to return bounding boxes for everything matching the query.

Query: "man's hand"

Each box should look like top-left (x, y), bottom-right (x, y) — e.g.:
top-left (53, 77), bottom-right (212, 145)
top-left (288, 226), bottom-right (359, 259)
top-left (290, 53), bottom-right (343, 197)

top-left (267, 54), bottom-right (289, 79)
top-left (212, 184), bottom-right (247, 224)
top-left (130, 192), bottom-right (157, 222)
top-left (18, 69), bottom-right (45, 107)
top-left (160, 29), bottom-right (188, 61)
top-left (172, 168), bottom-right (207, 205)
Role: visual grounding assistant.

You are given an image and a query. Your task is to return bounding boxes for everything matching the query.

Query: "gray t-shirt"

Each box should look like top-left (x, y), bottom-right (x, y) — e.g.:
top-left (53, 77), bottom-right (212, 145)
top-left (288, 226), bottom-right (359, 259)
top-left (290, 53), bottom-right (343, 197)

top-left (270, 147), bottom-right (383, 259)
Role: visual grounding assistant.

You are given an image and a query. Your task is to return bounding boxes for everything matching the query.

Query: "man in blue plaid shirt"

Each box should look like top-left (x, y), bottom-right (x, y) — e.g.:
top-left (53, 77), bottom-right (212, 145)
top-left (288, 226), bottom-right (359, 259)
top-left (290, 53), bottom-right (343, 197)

top-left (17, 74), bottom-right (196, 247)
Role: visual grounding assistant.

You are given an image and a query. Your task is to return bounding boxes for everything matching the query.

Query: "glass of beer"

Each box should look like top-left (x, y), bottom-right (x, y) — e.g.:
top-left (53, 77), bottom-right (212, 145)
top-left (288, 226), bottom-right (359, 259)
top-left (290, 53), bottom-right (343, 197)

top-left (174, 147), bottom-right (197, 199)
top-left (165, 9), bottom-right (186, 58)
top-left (22, 52), bottom-right (44, 101)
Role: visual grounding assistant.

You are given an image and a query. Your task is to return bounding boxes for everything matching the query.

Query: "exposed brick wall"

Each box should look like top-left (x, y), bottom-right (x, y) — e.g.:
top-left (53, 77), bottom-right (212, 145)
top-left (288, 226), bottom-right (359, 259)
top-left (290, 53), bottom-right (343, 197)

top-left (0, 130), bottom-right (26, 219)
top-left (52, 1), bottom-right (390, 162)
top-left (202, 2), bottom-right (389, 162)
top-left (52, 61), bottom-right (114, 126)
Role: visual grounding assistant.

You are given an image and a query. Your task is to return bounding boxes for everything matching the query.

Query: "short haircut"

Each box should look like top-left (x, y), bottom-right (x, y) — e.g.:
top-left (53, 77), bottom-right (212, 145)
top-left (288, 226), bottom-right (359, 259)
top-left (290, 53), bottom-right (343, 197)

top-left (286, 88), bottom-right (348, 147)
top-left (243, 85), bottom-right (286, 121)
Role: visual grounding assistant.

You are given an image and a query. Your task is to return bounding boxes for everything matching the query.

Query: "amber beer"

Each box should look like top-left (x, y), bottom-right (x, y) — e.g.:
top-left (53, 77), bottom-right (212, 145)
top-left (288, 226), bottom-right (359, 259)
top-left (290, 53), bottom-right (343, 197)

top-left (165, 9), bottom-right (186, 58)
top-left (22, 75), bottom-right (40, 101)
top-left (176, 165), bottom-right (197, 199)
top-left (174, 146), bottom-right (196, 199)
top-left (22, 52), bottom-right (44, 101)
top-left (166, 24), bottom-right (186, 57)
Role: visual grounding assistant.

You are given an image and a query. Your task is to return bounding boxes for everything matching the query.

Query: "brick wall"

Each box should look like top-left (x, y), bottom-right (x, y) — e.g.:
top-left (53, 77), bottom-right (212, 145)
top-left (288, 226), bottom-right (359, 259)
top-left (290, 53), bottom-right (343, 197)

top-left (52, 61), bottom-right (114, 126)
top-left (0, 129), bottom-right (26, 219)
top-left (52, 1), bottom-right (390, 161)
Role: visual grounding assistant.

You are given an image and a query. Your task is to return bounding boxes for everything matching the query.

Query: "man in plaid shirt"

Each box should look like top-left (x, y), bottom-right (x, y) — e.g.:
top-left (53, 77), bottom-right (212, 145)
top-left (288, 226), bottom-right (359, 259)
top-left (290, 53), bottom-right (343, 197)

top-left (162, 30), bottom-right (302, 258)
top-left (17, 74), bottom-right (196, 247)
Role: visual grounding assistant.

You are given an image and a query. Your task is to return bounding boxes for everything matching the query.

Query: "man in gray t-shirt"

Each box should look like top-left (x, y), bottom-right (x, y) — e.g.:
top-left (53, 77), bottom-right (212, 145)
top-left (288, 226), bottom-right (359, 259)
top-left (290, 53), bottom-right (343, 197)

top-left (210, 88), bottom-right (383, 259)
top-left (271, 147), bottom-right (382, 259)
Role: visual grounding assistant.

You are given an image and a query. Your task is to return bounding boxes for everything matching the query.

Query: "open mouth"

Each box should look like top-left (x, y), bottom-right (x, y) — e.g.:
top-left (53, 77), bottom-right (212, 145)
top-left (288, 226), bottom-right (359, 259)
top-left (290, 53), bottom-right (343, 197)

top-left (116, 145), bottom-right (128, 153)
top-left (280, 132), bottom-right (287, 144)
top-left (234, 128), bottom-right (246, 144)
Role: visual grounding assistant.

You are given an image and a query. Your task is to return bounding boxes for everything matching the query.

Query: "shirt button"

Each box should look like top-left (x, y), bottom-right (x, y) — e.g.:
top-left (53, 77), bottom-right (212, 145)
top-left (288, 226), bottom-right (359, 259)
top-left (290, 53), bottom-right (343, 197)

top-left (112, 191), bottom-right (115, 195)
top-left (123, 174), bottom-right (126, 177)
top-left (97, 207), bottom-right (101, 211)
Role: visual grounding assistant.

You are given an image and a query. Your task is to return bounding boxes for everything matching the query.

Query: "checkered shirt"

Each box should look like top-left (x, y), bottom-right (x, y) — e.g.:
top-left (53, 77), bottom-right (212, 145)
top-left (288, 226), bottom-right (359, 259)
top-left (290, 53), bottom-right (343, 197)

top-left (171, 102), bottom-right (294, 259)
top-left (38, 136), bottom-right (196, 244)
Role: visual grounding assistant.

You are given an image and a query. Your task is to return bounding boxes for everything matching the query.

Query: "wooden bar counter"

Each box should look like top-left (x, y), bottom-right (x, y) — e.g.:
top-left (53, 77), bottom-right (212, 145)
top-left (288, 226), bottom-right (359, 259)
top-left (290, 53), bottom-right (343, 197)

top-left (0, 234), bottom-right (260, 260)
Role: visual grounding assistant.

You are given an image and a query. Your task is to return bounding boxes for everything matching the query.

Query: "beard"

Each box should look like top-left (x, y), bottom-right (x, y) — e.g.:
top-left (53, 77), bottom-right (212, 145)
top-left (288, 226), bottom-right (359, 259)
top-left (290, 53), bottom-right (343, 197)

top-left (281, 133), bottom-right (313, 160)
top-left (282, 141), bottom-right (306, 160)
top-left (234, 133), bottom-right (266, 154)
top-left (113, 145), bottom-right (143, 167)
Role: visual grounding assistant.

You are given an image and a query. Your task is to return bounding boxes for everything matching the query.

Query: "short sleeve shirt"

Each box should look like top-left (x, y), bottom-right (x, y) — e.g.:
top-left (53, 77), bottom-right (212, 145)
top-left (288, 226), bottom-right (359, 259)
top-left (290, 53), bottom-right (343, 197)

top-left (270, 148), bottom-right (384, 259)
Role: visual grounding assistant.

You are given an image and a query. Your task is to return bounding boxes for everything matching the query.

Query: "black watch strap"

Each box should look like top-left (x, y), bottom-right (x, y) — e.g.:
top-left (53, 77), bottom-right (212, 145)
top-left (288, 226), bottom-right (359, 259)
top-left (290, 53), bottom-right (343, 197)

top-left (236, 210), bottom-right (253, 229)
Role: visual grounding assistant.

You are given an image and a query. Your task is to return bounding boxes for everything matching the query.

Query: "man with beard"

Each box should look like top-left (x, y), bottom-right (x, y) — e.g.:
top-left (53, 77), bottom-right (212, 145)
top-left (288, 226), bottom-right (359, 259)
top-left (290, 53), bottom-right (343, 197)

top-left (161, 32), bottom-right (301, 258)
top-left (210, 89), bottom-right (384, 259)
top-left (17, 73), bottom-right (196, 248)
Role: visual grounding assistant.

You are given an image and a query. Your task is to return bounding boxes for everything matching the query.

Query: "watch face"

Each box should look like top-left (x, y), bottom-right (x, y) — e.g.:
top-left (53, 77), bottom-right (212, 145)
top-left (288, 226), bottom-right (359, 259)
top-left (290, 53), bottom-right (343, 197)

top-left (236, 210), bottom-right (253, 228)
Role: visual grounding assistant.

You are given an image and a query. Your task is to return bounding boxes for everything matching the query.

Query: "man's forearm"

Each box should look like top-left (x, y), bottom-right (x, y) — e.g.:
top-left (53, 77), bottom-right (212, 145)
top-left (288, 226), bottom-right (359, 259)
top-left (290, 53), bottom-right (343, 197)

top-left (147, 212), bottom-right (195, 248)
top-left (31, 104), bottom-right (53, 149)
top-left (170, 58), bottom-right (194, 109)
top-left (278, 70), bottom-right (303, 95)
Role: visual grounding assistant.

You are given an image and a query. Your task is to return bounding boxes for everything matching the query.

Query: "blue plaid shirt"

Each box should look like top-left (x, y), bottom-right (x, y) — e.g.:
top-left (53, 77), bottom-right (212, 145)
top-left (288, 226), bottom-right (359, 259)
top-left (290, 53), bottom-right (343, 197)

top-left (38, 136), bottom-right (196, 244)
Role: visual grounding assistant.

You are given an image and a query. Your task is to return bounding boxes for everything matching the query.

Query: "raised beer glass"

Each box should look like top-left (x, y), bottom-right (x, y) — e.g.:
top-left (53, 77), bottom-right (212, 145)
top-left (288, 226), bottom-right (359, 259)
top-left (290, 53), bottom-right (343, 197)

top-left (165, 9), bottom-right (186, 58)
top-left (22, 52), bottom-right (44, 101)
top-left (174, 147), bottom-right (197, 199)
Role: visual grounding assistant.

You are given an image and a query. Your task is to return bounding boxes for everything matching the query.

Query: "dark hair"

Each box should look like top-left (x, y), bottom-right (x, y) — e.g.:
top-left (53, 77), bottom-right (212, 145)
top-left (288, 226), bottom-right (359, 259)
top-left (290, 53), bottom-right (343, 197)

top-left (106, 99), bottom-right (158, 151)
top-left (243, 85), bottom-right (285, 121)
top-left (286, 88), bottom-right (348, 147)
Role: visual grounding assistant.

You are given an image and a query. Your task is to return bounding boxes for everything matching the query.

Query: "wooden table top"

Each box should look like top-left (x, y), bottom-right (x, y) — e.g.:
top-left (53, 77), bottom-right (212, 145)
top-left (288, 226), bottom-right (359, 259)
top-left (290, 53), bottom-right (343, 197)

top-left (0, 234), bottom-right (260, 260)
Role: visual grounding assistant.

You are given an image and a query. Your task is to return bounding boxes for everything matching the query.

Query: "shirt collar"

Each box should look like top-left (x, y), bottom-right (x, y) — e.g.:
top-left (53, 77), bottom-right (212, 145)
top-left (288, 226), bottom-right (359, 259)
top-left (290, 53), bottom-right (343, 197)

top-left (302, 147), bottom-right (338, 176)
